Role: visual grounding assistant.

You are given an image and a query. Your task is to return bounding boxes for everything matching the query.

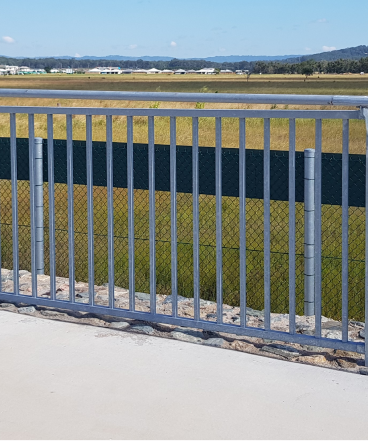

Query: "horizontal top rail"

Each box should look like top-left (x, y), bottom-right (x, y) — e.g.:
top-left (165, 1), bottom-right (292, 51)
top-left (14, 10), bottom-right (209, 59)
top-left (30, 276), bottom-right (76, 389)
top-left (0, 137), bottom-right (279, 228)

top-left (0, 106), bottom-right (362, 119)
top-left (0, 89), bottom-right (368, 106)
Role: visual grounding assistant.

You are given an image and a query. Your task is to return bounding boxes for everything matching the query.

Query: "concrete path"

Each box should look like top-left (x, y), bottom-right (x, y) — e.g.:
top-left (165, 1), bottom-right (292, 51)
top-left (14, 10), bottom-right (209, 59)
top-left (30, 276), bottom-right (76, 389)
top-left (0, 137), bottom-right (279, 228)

top-left (0, 310), bottom-right (367, 440)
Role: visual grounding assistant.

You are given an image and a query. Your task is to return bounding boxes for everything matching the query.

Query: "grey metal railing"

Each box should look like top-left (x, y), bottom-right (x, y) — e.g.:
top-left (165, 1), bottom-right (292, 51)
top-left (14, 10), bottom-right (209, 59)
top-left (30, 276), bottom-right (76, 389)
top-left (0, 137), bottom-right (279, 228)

top-left (0, 89), bottom-right (367, 365)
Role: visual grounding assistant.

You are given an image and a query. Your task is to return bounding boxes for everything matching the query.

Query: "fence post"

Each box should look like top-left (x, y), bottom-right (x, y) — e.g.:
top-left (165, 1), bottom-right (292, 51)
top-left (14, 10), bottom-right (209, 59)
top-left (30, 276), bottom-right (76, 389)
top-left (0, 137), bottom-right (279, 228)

top-left (34, 137), bottom-right (44, 275)
top-left (304, 148), bottom-right (315, 316)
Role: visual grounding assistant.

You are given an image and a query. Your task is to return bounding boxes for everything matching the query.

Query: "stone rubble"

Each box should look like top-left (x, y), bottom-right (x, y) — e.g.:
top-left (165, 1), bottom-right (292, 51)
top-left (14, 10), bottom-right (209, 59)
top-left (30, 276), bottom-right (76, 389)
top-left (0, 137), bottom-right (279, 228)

top-left (0, 268), bottom-right (366, 374)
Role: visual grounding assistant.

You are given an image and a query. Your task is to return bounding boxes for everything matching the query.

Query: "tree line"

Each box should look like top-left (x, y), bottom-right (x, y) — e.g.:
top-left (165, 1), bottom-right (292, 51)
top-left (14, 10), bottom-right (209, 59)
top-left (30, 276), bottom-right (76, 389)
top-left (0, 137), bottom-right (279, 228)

top-left (2, 55), bottom-right (368, 74)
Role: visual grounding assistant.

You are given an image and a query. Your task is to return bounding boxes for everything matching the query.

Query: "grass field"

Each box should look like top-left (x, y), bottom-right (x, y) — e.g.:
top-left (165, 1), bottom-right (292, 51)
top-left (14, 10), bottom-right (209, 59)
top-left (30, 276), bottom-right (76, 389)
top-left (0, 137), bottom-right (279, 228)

top-left (0, 74), bottom-right (366, 322)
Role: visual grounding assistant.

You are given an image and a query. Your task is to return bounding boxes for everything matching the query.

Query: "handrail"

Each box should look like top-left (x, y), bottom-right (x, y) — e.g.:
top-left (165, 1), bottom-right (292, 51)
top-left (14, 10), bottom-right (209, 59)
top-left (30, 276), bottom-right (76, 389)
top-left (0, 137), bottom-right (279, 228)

top-left (0, 88), bottom-right (368, 106)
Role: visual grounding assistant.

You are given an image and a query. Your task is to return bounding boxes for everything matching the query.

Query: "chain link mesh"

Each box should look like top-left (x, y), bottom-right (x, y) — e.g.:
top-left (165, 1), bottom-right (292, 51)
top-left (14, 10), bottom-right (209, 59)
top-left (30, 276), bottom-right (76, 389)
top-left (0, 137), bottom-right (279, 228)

top-left (0, 137), bottom-right (365, 322)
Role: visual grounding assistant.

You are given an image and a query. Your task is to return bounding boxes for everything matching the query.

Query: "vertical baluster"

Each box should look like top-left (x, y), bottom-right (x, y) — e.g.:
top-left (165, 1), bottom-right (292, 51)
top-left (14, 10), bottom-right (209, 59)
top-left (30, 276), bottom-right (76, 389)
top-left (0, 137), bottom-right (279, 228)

top-left (170, 117), bottom-right (178, 317)
top-left (148, 116), bottom-right (156, 315)
top-left (289, 119), bottom-right (296, 334)
top-left (192, 117), bottom-right (200, 321)
top-left (342, 120), bottom-right (349, 342)
top-left (239, 118), bottom-right (247, 327)
top-left (86, 115), bottom-right (95, 305)
top-left (365, 109), bottom-right (368, 367)
top-left (314, 119), bottom-right (322, 338)
top-left (28, 114), bottom-right (37, 297)
top-left (127, 116), bottom-right (135, 311)
top-left (10, 114), bottom-right (19, 295)
top-left (106, 115), bottom-right (114, 308)
top-left (264, 118), bottom-right (271, 330)
top-left (66, 114), bottom-right (75, 302)
top-left (47, 114), bottom-right (56, 301)
top-left (216, 117), bottom-right (223, 324)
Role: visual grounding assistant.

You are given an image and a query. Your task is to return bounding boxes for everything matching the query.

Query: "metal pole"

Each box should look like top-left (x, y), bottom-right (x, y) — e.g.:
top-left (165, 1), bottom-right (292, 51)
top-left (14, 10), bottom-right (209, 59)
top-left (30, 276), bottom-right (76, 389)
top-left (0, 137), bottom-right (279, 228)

top-left (304, 148), bottom-right (315, 315)
top-left (34, 137), bottom-right (44, 275)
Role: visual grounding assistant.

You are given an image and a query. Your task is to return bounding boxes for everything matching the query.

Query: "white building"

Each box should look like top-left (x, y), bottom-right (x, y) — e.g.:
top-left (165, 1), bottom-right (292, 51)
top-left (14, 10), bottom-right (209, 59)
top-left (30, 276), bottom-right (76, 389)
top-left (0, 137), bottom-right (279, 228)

top-left (147, 68), bottom-right (161, 74)
top-left (18, 66), bottom-right (32, 74)
top-left (100, 69), bottom-right (121, 74)
top-left (160, 69), bottom-right (174, 74)
top-left (174, 69), bottom-right (186, 74)
top-left (197, 68), bottom-right (215, 74)
top-left (88, 68), bottom-right (103, 74)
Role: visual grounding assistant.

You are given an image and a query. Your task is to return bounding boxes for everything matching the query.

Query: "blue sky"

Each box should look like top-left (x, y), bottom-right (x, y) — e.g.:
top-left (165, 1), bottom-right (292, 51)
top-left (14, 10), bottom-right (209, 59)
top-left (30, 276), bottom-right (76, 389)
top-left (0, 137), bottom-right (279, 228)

top-left (0, 0), bottom-right (367, 58)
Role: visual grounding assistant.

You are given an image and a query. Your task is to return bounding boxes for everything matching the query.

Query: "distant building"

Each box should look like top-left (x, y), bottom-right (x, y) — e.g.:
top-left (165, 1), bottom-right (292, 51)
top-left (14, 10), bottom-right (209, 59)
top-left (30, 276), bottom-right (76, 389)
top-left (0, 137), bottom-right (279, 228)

top-left (100, 69), bottom-right (121, 74)
top-left (174, 69), bottom-right (186, 74)
top-left (161, 69), bottom-right (174, 74)
top-left (88, 68), bottom-right (103, 74)
top-left (220, 69), bottom-right (233, 74)
top-left (186, 69), bottom-right (197, 74)
top-left (147, 68), bottom-right (161, 74)
top-left (197, 68), bottom-right (215, 74)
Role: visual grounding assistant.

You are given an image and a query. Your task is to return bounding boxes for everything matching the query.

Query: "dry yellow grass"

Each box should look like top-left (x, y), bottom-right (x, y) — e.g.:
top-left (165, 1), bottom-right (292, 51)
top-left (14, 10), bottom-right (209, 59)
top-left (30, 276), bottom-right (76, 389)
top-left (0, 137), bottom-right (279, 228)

top-left (0, 74), bottom-right (367, 153)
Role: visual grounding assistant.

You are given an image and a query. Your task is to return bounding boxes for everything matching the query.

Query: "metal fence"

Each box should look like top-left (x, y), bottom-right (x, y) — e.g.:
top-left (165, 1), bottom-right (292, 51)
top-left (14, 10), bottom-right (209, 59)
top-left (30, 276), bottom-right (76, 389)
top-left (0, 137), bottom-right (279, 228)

top-left (0, 89), bottom-right (367, 365)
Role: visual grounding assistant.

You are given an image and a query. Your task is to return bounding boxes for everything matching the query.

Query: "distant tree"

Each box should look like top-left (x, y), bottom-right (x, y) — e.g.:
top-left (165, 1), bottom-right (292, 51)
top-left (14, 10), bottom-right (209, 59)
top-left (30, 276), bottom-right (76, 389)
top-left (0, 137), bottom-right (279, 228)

top-left (301, 64), bottom-right (314, 79)
top-left (44, 66), bottom-right (51, 73)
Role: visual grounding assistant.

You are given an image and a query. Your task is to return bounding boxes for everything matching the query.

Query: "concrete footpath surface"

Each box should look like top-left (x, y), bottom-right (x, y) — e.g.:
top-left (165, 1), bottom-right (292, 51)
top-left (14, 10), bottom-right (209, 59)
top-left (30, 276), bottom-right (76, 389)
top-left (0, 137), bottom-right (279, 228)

top-left (0, 311), bottom-right (368, 440)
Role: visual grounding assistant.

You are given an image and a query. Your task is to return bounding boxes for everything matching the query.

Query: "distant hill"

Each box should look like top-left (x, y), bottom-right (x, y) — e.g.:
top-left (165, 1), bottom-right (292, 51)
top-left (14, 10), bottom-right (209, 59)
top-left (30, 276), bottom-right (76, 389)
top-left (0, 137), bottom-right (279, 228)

top-left (48, 54), bottom-right (301, 62)
top-left (49, 55), bottom-right (299, 63)
top-left (283, 45), bottom-right (368, 63)
top-left (191, 55), bottom-right (301, 62)
top-left (2, 45), bottom-right (368, 71)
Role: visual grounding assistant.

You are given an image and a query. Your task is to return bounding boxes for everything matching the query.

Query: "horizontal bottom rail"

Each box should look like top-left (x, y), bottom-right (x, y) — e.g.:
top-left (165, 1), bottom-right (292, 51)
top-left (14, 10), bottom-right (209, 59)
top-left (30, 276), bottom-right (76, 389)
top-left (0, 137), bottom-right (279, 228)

top-left (0, 291), bottom-right (364, 354)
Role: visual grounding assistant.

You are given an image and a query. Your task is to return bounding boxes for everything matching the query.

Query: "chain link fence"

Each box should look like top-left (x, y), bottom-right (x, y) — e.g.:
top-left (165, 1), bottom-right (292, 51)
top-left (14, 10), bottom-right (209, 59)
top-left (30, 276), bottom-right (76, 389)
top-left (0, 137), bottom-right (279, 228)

top-left (0, 137), bottom-right (365, 321)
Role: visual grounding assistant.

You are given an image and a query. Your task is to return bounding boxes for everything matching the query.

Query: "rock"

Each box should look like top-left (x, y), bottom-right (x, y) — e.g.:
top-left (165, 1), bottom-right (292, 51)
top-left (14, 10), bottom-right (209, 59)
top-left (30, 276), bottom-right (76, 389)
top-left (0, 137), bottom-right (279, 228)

top-left (18, 306), bottom-right (36, 314)
top-left (334, 349), bottom-right (357, 358)
top-left (299, 355), bottom-right (328, 365)
top-left (204, 338), bottom-right (227, 348)
top-left (300, 345), bottom-right (325, 353)
top-left (41, 310), bottom-right (63, 317)
top-left (296, 324), bottom-right (314, 333)
top-left (263, 338), bottom-right (278, 344)
top-left (0, 303), bottom-right (15, 308)
top-left (271, 314), bottom-right (289, 323)
top-left (135, 292), bottom-right (151, 302)
top-left (171, 331), bottom-right (203, 344)
top-left (173, 327), bottom-right (204, 338)
top-left (350, 320), bottom-right (365, 328)
top-left (359, 329), bottom-right (365, 339)
top-left (206, 313), bottom-right (217, 320)
top-left (163, 295), bottom-right (190, 304)
top-left (359, 367), bottom-right (368, 375)
top-left (261, 344), bottom-right (300, 359)
top-left (322, 321), bottom-right (342, 334)
top-left (232, 340), bottom-right (254, 352)
top-left (2, 271), bottom-right (13, 281)
top-left (76, 292), bottom-right (89, 299)
top-left (19, 270), bottom-right (30, 277)
top-left (109, 321), bottom-right (130, 330)
top-left (246, 307), bottom-right (264, 318)
top-left (130, 325), bottom-right (154, 335)
top-left (200, 299), bottom-right (216, 306)
top-left (337, 359), bottom-right (357, 370)
top-left (324, 330), bottom-right (342, 340)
